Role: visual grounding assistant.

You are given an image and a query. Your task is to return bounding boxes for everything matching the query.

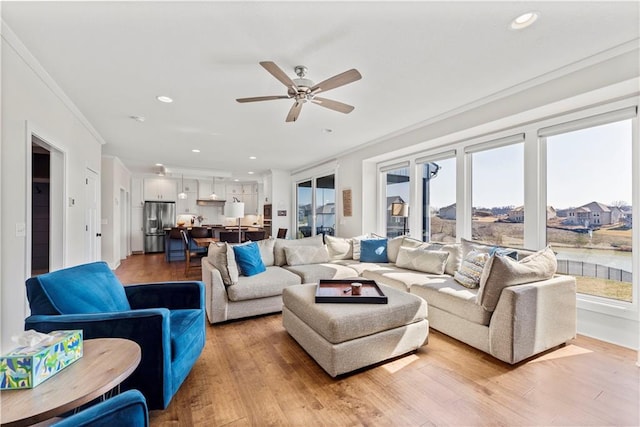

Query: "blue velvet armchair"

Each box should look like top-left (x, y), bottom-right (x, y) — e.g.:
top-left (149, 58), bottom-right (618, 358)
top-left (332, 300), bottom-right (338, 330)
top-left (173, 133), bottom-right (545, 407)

top-left (24, 261), bottom-right (206, 410)
top-left (53, 389), bottom-right (149, 427)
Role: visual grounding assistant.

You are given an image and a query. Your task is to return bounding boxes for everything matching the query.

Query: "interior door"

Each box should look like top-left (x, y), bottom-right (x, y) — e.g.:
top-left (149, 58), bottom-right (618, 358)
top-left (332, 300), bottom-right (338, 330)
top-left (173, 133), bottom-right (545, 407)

top-left (85, 169), bottom-right (100, 262)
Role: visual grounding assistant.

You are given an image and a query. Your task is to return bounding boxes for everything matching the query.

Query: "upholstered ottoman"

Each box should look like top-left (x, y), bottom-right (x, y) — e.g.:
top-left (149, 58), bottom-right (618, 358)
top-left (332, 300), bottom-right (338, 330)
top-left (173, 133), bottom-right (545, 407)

top-left (282, 283), bottom-right (429, 377)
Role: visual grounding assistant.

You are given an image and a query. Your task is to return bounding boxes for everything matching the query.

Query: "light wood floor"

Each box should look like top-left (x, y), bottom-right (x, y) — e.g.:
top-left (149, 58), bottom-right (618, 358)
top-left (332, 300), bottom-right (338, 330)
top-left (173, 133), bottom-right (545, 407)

top-left (115, 254), bottom-right (640, 426)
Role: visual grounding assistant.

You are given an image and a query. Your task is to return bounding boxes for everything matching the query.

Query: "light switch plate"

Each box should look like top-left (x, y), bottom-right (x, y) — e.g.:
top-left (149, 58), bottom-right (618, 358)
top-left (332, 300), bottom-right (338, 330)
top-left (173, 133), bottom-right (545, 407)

top-left (16, 223), bottom-right (26, 237)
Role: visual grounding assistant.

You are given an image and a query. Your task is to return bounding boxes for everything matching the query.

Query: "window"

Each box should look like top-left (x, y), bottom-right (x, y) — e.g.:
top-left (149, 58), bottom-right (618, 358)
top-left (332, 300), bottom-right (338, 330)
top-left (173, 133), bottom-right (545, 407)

top-left (420, 156), bottom-right (456, 242)
top-left (545, 119), bottom-right (633, 302)
top-left (470, 142), bottom-right (524, 247)
top-left (384, 166), bottom-right (410, 237)
top-left (296, 174), bottom-right (335, 238)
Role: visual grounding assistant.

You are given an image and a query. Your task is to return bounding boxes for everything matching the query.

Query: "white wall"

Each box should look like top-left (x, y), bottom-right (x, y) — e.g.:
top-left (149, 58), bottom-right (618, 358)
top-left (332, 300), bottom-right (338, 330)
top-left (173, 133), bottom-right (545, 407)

top-left (101, 156), bottom-right (131, 269)
top-left (269, 169), bottom-right (291, 237)
top-left (1, 24), bottom-right (104, 352)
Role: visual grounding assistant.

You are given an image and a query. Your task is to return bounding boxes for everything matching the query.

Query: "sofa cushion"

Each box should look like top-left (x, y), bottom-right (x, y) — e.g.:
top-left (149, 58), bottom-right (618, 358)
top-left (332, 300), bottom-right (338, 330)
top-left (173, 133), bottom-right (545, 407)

top-left (360, 238), bottom-right (389, 263)
top-left (283, 263), bottom-right (359, 283)
top-left (284, 245), bottom-right (330, 266)
top-left (330, 260), bottom-right (390, 275)
top-left (362, 265), bottom-right (445, 292)
top-left (453, 249), bottom-right (490, 289)
top-left (477, 246), bottom-right (557, 311)
top-left (226, 266), bottom-right (302, 302)
top-left (207, 242), bottom-right (240, 285)
top-left (396, 247), bottom-right (449, 274)
top-left (274, 235), bottom-right (324, 266)
top-left (410, 277), bottom-right (492, 326)
top-left (233, 242), bottom-right (266, 277)
top-left (256, 237), bottom-right (276, 267)
top-left (324, 235), bottom-right (353, 260)
top-left (170, 309), bottom-right (204, 361)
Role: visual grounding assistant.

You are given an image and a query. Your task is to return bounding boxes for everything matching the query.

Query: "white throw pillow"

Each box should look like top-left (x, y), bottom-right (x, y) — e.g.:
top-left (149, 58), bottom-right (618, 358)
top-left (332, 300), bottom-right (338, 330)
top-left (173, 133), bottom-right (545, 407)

top-left (207, 242), bottom-right (240, 285)
top-left (284, 246), bottom-right (330, 266)
top-left (395, 247), bottom-right (450, 274)
top-left (351, 234), bottom-right (371, 261)
top-left (324, 235), bottom-right (353, 260)
top-left (255, 237), bottom-right (276, 267)
top-left (274, 235), bottom-right (324, 266)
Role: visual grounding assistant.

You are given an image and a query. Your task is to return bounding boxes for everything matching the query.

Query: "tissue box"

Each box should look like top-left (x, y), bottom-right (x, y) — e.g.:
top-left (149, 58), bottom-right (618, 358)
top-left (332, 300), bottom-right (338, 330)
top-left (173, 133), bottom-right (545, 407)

top-left (0, 330), bottom-right (83, 389)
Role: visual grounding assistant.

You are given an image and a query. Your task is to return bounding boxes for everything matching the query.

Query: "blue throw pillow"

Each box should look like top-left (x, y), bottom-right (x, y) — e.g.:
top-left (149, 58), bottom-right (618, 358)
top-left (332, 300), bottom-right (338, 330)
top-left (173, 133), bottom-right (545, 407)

top-left (360, 238), bottom-right (389, 263)
top-left (233, 242), bottom-right (266, 276)
top-left (490, 246), bottom-right (518, 260)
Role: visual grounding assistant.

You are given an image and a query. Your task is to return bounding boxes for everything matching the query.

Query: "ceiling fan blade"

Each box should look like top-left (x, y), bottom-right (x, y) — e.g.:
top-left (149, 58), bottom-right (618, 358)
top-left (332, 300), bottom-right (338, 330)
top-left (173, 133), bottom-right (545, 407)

top-left (310, 69), bottom-right (362, 94)
top-left (236, 95), bottom-right (290, 103)
top-left (260, 61), bottom-right (299, 91)
top-left (286, 101), bottom-right (303, 122)
top-left (311, 97), bottom-right (355, 114)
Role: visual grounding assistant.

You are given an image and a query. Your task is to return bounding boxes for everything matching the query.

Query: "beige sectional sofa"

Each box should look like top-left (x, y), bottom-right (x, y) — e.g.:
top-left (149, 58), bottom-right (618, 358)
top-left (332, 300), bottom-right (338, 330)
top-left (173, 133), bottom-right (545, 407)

top-left (201, 234), bottom-right (576, 364)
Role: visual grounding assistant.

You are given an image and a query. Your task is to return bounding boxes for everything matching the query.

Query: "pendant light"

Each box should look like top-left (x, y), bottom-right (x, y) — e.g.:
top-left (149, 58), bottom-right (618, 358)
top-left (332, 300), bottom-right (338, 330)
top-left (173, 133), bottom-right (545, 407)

top-left (178, 174), bottom-right (187, 199)
top-left (209, 176), bottom-right (217, 200)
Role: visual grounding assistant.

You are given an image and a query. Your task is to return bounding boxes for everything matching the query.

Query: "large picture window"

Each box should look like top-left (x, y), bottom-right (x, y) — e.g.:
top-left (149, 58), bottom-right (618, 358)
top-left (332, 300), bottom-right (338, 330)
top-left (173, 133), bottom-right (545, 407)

top-left (545, 119), bottom-right (633, 302)
top-left (470, 142), bottom-right (524, 247)
top-left (420, 156), bottom-right (456, 242)
top-left (296, 174), bottom-right (335, 239)
top-left (384, 165), bottom-right (410, 237)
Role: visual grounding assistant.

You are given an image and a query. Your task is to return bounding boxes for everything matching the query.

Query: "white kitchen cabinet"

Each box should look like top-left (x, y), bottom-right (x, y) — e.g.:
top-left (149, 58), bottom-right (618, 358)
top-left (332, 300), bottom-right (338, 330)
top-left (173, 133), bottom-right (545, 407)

top-left (177, 179), bottom-right (198, 214)
top-left (144, 178), bottom-right (177, 201)
top-left (131, 177), bottom-right (144, 207)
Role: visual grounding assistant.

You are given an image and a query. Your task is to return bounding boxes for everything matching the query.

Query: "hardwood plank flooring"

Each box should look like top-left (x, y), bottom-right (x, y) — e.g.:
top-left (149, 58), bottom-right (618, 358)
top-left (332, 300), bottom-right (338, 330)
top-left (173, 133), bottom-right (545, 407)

top-left (115, 254), bottom-right (640, 426)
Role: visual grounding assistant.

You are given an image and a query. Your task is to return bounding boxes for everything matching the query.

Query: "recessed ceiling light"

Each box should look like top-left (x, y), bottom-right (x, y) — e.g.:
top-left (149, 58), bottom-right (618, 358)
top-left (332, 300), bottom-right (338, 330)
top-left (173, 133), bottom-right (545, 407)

top-left (322, 128), bottom-right (333, 134)
top-left (130, 115), bottom-right (146, 122)
top-left (249, 156), bottom-right (257, 160)
top-left (192, 149), bottom-right (200, 153)
top-left (234, 179), bottom-right (239, 182)
top-left (248, 171), bottom-right (254, 175)
top-left (510, 11), bottom-right (539, 30)
top-left (155, 163), bottom-right (163, 166)
top-left (156, 95), bottom-right (173, 103)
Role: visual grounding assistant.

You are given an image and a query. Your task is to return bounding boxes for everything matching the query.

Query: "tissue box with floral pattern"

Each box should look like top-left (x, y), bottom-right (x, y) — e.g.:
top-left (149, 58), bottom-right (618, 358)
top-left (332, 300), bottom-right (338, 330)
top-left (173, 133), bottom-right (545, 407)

top-left (0, 330), bottom-right (83, 389)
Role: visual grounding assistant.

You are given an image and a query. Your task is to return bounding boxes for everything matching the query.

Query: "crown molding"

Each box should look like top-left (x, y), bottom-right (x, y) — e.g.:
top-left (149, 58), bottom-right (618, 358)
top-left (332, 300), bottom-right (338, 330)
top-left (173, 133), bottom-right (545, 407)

top-left (1, 20), bottom-right (106, 145)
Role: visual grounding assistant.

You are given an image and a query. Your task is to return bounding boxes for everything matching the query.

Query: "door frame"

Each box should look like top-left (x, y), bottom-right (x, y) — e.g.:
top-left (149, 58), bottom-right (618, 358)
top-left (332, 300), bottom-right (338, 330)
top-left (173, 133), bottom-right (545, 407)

top-left (25, 121), bottom-right (67, 280)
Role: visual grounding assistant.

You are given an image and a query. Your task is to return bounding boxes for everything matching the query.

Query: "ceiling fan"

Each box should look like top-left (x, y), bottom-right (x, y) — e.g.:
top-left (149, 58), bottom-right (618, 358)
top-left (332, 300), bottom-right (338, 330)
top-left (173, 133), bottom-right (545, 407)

top-left (236, 61), bottom-right (362, 122)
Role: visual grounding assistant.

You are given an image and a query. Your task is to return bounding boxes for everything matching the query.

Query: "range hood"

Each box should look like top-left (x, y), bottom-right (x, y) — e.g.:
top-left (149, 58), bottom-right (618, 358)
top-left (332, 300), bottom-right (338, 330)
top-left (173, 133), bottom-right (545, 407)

top-left (196, 199), bottom-right (227, 206)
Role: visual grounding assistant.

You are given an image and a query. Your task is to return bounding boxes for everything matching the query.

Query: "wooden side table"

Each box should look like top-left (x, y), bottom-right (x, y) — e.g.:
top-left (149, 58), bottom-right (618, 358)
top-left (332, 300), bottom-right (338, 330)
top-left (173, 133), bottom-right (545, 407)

top-left (0, 338), bottom-right (141, 427)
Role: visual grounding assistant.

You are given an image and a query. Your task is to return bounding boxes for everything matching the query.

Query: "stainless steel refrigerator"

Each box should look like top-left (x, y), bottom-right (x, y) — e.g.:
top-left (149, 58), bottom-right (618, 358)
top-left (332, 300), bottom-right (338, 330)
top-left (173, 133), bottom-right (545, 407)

top-left (143, 201), bottom-right (176, 253)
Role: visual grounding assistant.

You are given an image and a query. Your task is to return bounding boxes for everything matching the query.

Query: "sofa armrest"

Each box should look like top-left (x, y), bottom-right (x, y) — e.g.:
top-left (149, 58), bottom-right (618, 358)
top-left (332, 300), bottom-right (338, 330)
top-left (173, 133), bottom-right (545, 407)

top-left (124, 282), bottom-right (204, 311)
top-left (25, 309), bottom-right (172, 410)
top-left (201, 258), bottom-right (231, 324)
top-left (489, 275), bottom-right (577, 364)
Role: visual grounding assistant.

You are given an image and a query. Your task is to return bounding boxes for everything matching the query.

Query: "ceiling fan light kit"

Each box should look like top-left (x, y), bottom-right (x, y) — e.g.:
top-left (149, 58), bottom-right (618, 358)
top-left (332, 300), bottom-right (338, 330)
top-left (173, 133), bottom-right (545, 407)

top-left (236, 61), bottom-right (361, 122)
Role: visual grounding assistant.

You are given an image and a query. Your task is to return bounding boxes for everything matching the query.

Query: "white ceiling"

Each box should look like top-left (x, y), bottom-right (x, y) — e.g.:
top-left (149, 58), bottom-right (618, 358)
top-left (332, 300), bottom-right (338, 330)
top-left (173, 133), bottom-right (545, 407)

top-left (3, 1), bottom-right (639, 182)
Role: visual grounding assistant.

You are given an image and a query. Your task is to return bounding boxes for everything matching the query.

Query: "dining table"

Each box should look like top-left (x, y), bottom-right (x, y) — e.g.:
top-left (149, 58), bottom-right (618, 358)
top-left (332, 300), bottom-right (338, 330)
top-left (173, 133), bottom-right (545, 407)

top-left (192, 237), bottom-right (219, 248)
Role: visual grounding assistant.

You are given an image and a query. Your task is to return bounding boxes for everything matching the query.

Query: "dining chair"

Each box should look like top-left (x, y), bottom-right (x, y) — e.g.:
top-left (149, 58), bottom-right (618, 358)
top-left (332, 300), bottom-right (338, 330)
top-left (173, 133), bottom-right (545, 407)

top-left (181, 229), bottom-right (206, 275)
top-left (189, 226), bottom-right (210, 254)
top-left (166, 228), bottom-right (184, 262)
top-left (219, 231), bottom-right (242, 243)
top-left (244, 230), bottom-right (266, 241)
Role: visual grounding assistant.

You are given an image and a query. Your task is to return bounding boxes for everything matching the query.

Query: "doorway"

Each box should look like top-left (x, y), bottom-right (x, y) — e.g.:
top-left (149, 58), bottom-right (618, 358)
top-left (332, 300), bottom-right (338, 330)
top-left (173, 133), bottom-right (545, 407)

top-left (30, 135), bottom-right (65, 276)
top-left (31, 144), bottom-right (50, 275)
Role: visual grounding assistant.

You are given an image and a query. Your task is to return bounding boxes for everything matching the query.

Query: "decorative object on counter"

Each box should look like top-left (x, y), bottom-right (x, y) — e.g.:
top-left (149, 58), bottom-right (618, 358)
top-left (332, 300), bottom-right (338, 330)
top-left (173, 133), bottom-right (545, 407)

top-left (178, 174), bottom-right (187, 200)
top-left (1, 330), bottom-right (83, 389)
top-left (225, 197), bottom-right (245, 244)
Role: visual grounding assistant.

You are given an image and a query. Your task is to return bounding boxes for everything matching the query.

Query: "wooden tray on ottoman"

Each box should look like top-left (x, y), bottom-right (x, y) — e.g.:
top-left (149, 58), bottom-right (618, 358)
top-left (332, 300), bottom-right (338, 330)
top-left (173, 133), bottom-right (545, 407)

top-left (315, 279), bottom-right (388, 304)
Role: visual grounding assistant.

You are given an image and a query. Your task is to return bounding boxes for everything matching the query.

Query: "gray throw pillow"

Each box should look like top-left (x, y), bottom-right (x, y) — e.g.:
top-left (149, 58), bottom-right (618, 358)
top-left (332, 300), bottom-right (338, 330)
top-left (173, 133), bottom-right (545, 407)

top-left (274, 235), bottom-right (324, 266)
top-left (207, 242), bottom-right (240, 285)
top-left (325, 235), bottom-right (353, 260)
top-left (395, 247), bottom-right (450, 274)
top-left (284, 245), bottom-right (330, 266)
top-left (476, 246), bottom-right (557, 311)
